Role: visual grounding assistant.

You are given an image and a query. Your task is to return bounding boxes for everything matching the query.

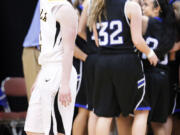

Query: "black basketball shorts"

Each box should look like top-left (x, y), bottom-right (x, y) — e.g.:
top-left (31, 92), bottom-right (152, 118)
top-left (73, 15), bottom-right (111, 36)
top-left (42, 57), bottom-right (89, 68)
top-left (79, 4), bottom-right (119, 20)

top-left (93, 53), bottom-right (150, 117)
top-left (145, 67), bottom-right (170, 123)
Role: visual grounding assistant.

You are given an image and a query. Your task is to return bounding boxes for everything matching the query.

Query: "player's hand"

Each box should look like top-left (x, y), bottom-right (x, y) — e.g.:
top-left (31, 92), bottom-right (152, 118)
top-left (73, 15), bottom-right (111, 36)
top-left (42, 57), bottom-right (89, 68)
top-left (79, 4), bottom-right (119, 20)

top-left (147, 50), bottom-right (158, 66)
top-left (148, 55), bottom-right (158, 66)
top-left (84, 54), bottom-right (88, 62)
top-left (170, 42), bottom-right (180, 52)
top-left (59, 85), bottom-right (71, 107)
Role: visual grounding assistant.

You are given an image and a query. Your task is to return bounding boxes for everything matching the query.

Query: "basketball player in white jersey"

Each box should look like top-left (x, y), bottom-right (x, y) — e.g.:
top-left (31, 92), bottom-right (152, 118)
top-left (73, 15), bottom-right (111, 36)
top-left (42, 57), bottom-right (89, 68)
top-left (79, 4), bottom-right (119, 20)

top-left (24, 0), bottom-right (78, 135)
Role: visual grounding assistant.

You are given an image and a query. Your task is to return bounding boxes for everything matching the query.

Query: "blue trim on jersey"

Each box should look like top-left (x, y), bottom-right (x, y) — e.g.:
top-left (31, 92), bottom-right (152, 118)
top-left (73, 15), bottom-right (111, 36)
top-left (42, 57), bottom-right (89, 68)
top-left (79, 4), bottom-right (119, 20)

top-left (169, 0), bottom-right (174, 4)
top-left (77, 75), bottom-right (81, 79)
top-left (136, 107), bottom-right (151, 111)
top-left (168, 0), bottom-right (180, 4)
top-left (138, 80), bottom-right (145, 87)
top-left (75, 103), bottom-right (88, 109)
top-left (78, 5), bottom-right (83, 10)
top-left (154, 17), bottom-right (162, 22)
top-left (174, 109), bottom-right (180, 113)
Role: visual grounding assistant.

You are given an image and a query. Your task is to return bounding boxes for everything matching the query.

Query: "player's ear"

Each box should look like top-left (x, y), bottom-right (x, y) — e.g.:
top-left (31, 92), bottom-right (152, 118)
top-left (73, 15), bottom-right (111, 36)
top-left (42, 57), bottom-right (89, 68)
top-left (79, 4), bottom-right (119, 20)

top-left (154, 6), bottom-right (161, 15)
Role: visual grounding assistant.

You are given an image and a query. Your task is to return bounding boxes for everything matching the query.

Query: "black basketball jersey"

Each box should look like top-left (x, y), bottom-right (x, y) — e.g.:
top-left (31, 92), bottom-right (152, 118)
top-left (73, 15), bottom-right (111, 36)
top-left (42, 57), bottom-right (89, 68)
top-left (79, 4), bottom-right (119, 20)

top-left (96, 0), bottom-right (134, 51)
top-left (142, 17), bottom-right (169, 68)
top-left (86, 27), bottom-right (99, 54)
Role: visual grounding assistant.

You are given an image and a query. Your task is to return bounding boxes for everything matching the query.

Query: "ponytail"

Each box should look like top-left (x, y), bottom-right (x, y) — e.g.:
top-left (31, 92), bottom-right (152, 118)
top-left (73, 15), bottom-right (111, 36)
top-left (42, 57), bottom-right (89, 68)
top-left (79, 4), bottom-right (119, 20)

top-left (87, 0), bottom-right (106, 31)
top-left (154, 0), bottom-right (176, 59)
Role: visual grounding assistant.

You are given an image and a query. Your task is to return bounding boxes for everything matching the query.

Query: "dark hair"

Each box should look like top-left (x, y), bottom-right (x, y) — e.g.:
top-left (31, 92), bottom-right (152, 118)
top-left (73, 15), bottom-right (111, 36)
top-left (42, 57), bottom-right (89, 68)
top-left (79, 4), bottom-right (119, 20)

top-left (153, 0), bottom-right (176, 59)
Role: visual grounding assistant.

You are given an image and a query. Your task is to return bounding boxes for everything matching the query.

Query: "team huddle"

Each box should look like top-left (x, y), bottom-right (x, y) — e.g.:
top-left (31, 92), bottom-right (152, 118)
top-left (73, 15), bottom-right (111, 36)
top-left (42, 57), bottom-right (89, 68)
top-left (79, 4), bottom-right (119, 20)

top-left (23, 0), bottom-right (180, 135)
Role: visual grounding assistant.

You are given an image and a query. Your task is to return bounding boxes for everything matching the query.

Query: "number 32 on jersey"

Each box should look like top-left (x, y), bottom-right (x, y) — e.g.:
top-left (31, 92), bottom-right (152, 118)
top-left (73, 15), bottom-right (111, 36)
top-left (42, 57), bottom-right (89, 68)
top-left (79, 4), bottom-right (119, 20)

top-left (96, 20), bottom-right (124, 46)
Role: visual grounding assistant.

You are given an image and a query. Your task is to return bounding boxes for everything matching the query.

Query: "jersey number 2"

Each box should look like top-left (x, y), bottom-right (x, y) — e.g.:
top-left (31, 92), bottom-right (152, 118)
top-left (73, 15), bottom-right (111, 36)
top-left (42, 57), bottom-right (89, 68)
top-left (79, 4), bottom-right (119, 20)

top-left (142, 37), bottom-right (168, 65)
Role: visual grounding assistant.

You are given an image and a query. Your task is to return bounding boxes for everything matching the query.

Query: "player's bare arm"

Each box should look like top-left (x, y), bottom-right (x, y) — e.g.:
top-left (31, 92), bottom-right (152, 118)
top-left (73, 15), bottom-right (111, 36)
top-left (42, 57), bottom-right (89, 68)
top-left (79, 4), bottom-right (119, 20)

top-left (126, 1), bottom-right (158, 66)
top-left (54, 4), bottom-right (78, 107)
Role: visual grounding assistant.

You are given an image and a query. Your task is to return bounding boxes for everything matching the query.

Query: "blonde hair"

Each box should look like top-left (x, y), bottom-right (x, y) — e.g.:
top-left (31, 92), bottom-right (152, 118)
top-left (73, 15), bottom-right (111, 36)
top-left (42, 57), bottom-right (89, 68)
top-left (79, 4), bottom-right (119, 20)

top-left (87, 0), bottom-right (106, 31)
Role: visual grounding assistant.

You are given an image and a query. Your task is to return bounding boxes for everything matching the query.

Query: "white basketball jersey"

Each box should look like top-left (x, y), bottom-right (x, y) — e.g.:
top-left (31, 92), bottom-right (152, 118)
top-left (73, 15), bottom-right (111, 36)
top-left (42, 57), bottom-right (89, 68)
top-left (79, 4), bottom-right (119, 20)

top-left (39, 0), bottom-right (71, 66)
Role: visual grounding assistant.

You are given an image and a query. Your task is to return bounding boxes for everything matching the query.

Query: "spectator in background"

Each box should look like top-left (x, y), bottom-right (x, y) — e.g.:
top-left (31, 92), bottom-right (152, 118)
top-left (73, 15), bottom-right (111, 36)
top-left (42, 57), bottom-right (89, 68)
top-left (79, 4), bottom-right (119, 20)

top-left (22, 0), bottom-right (40, 101)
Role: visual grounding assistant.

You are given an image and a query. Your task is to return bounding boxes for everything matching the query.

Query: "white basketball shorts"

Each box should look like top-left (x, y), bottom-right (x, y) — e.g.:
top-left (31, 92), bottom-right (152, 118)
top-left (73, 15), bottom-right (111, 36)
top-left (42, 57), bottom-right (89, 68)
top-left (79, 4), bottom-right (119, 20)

top-left (24, 63), bottom-right (77, 135)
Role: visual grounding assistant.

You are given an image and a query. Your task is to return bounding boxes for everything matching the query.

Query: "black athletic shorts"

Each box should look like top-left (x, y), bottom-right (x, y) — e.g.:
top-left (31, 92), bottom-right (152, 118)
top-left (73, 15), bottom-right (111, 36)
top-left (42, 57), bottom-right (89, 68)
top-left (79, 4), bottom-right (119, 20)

top-left (145, 67), bottom-right (170, 123)
top-left (83, 54), bottom-right (98, 110)
top-left (174, 92), bottom-right (180, 115)
top-left (169, 51), bottom-right (180, 116)
top-left (75, 60), bottom-right (88, 109)
top-left (73, 35), bottom-right (89, 109)
top-left (93, 52), bottom-right (150, 117)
